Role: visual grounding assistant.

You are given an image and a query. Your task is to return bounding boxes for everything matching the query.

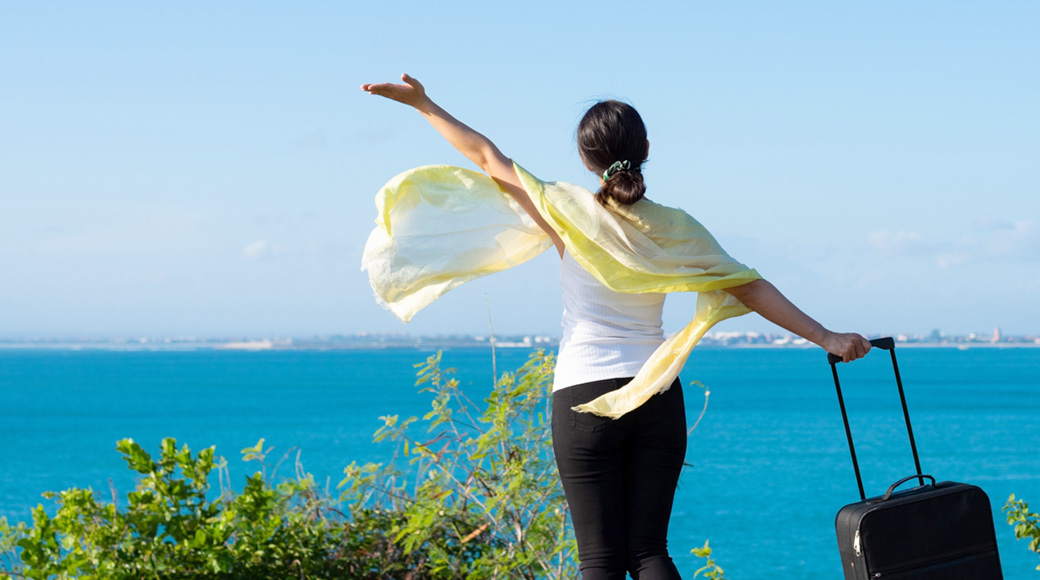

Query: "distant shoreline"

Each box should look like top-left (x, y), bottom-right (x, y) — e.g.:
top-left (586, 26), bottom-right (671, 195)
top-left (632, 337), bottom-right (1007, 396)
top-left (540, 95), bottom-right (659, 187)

top-left (1, 341), bottom-right (1038, 352)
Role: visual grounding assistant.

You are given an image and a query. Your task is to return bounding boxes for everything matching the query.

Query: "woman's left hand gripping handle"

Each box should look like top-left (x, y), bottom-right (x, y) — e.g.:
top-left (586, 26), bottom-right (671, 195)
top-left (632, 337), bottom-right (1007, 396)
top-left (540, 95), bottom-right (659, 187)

top-left (824, 332), bottom-right (872, 363)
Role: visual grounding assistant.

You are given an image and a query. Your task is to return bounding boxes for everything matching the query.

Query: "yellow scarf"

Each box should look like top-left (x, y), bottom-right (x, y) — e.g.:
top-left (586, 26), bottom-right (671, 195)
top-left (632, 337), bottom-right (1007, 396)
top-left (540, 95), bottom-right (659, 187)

top-left (362, 162), bottom-right (761, 418)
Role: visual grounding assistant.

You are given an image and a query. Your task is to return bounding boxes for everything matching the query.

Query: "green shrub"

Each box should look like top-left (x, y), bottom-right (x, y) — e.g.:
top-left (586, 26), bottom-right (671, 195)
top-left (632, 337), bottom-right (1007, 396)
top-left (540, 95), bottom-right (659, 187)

top-left (338, 349), bottom-right (577, 579)
top-left (2, 436), bottom-right (365, 579)
top-left (691, 540), bottom-right (726, 579)
top-left (0, 350), bottom-right (577, 579)
top-left (1004, 494), bottom-right (1040, 572)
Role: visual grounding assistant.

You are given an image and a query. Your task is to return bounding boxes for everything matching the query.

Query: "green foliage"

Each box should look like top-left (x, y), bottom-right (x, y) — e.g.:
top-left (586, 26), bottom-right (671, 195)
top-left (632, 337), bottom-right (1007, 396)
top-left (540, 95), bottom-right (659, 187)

top-left (0, 349), bottom-right (578, 579)
top-left (0, 517), bottom-right (24, 576)
top-left (339, 349), bottom-right (577, 579)
top-left (2, 436), bottom-right (361, 579)
top-left (691, 540), bottom-right (726, 579)
top-left (1004, 494), bottom-right (1040, 571)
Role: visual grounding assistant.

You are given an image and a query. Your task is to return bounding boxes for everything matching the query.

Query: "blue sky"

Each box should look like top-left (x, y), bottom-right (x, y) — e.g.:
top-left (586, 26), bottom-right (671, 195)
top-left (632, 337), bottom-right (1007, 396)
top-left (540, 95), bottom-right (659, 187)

top-left (1, 1), bottom-right (1037, 338)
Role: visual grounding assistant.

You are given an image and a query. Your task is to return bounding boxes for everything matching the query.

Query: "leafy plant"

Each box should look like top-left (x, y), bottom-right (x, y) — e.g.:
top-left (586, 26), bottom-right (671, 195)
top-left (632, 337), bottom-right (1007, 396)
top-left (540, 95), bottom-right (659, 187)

top-left (0, 349), bottom-right (578, 579)
top-left (338, 349), bottom-right (577, 579)
top-left (691, 540), bottom-right (726, 579)
top-left (3, 435), bottom-right (363, 580)
top-left (1004, 494), bottom-right (1040, 572)
top-left (0, 518), bottom-right (23, 577)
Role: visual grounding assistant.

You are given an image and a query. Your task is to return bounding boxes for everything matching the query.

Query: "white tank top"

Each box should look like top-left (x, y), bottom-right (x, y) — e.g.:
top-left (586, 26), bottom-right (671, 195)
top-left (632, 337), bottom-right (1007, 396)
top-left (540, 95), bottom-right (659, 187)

top-left (553, 249), bottom-right (666, 391)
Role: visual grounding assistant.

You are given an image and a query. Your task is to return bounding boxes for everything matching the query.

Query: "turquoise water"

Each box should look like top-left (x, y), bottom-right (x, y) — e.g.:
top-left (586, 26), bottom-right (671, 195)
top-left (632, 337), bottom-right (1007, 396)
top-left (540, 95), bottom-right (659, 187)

top-left (2, 347), bottom-right (1039, 578)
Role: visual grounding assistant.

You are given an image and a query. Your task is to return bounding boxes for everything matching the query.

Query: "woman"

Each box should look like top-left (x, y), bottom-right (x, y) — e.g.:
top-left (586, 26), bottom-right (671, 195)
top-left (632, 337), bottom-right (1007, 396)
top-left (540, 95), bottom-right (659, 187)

top-left (361, 74), bottom-right (870, 579)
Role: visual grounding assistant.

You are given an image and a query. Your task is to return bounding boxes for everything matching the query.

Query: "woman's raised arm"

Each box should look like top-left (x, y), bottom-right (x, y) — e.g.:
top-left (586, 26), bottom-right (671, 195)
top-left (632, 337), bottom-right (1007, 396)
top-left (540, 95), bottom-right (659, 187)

top-left (724, 279), bottom-right (871, 362)
top-left (361, 74), bottom-right (565, 257)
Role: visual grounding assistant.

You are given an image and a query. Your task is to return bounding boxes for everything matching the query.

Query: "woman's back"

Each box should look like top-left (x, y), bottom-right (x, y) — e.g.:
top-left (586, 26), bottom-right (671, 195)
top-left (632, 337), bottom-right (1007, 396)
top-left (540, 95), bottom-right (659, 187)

top-left (554, 249), bottom-right (665, 391)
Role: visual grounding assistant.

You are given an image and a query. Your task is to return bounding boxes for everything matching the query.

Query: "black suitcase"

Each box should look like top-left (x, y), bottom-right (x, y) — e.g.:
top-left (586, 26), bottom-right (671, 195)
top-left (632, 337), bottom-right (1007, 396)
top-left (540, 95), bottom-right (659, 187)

top-left (830, 337), bottom-right (1003, 579)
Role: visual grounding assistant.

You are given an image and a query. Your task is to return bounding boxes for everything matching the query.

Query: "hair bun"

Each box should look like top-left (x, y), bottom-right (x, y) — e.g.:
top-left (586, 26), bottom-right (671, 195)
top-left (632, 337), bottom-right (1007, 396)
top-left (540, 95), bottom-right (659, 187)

top-left (598, 166), bottom-right (645, 205)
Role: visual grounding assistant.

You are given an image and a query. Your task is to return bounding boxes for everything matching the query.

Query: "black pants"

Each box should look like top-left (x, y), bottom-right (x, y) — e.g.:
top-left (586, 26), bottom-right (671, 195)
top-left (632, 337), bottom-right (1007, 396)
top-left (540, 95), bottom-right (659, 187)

top-left (552, 377), bottom-right (687, 580)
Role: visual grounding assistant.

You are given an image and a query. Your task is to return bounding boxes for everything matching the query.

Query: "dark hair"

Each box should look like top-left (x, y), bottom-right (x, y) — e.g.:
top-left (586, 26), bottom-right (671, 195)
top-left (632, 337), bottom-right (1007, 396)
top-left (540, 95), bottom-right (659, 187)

top-left (577, 100), bottom-right (648, 205)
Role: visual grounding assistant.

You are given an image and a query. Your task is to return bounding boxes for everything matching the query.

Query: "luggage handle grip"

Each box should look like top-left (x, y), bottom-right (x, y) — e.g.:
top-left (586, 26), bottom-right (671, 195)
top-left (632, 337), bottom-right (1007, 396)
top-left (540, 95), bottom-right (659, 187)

top-left (882, 474), bottom-right (936, 501)
top-left (827, 337), bottom-right (894, 365)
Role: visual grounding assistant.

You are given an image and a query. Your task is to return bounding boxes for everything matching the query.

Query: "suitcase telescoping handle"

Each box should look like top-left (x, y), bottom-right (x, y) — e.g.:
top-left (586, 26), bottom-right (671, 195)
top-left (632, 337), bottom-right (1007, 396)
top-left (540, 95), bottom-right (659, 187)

top-left (829, 337), bottom-right (928, 501)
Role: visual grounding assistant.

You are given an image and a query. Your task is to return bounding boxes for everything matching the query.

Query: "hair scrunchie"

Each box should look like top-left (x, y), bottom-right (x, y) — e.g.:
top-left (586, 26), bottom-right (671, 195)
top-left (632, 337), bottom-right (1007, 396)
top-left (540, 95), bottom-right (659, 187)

top-left (602, 160), bottom-right (631, 181)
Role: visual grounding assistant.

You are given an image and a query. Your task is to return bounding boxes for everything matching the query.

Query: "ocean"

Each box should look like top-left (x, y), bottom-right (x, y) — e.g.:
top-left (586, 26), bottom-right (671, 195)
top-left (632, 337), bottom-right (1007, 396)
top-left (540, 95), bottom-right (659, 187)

top-left (2, 346), bottom-right (1038, 578)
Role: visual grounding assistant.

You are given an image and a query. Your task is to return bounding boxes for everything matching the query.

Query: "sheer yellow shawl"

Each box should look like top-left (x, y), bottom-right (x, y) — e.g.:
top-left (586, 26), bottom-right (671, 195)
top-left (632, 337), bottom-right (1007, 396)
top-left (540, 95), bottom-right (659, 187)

top-left (362, 162), bottom-right (761, 418)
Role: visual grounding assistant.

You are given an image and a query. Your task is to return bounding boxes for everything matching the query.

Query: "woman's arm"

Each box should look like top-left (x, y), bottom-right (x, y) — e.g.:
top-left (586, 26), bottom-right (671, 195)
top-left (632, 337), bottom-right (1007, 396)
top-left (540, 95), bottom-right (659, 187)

top-left (361, 74), bottom-right (565, 257)
top-left (724, 279), bottom-right (871, 362)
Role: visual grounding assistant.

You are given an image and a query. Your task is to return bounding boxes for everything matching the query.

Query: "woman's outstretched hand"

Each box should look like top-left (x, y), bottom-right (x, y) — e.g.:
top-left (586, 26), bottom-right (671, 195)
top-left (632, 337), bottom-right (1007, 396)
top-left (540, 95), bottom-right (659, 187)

top-left (361, 73), bottom-right (431, 110)
top-left (822, 331), bottom-right (872, 363)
